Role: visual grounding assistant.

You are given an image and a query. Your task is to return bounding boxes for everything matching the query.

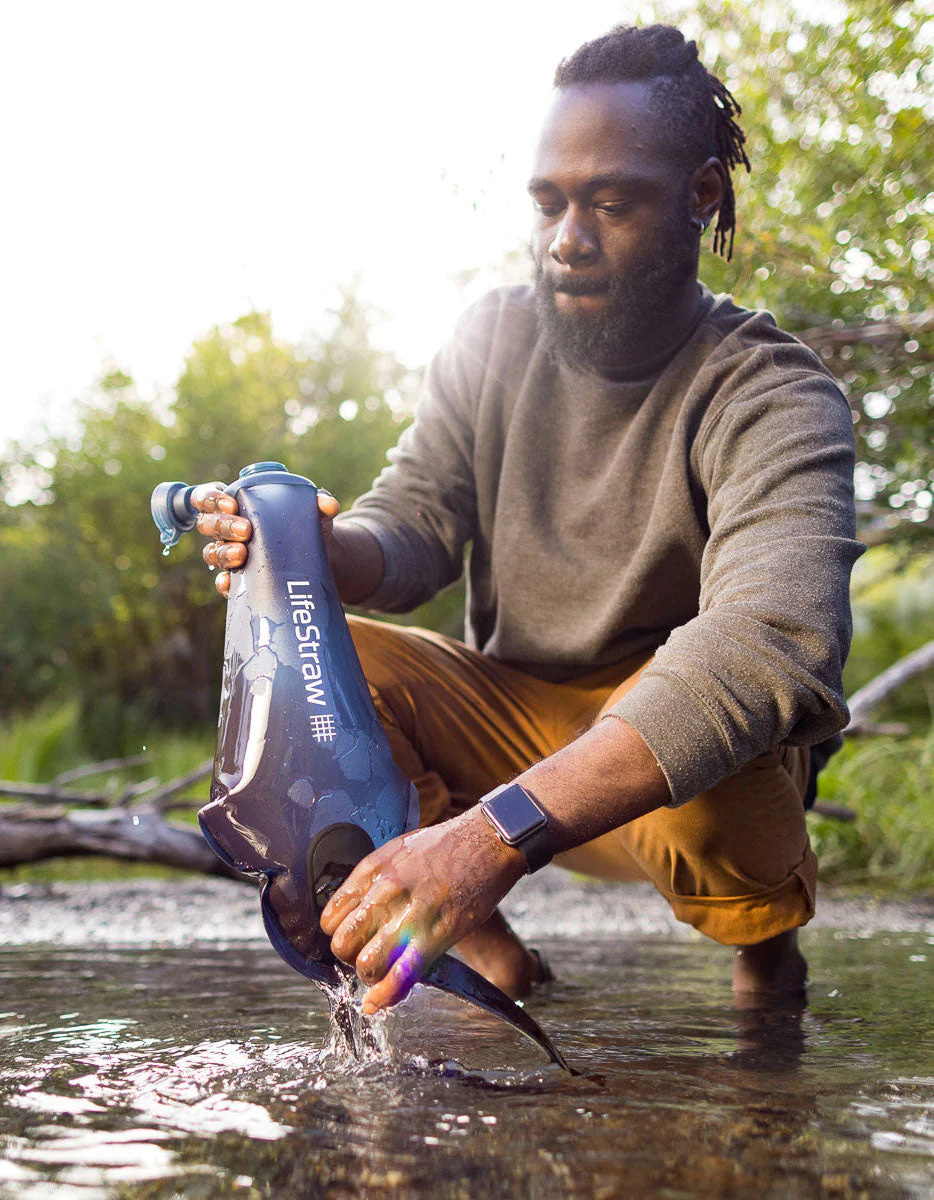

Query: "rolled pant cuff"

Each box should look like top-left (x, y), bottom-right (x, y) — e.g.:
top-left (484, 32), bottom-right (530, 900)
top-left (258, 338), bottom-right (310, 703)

top-left (660, 845), bottom-right (818, 947)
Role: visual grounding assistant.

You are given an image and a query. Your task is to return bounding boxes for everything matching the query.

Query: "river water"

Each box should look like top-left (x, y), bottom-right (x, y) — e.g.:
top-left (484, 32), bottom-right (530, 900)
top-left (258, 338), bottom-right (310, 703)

top-left (0, 927), bottom-right (932, 1199)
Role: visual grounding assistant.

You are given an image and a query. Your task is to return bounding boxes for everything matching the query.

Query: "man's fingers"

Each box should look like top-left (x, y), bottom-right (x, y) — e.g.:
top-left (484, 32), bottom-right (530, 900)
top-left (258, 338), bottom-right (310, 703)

top-left (353, 914), bottom-right (414, 985)
top-left (215, 570), bottom-right (231, 598)
top-left (316, 490), bottom-right (341, 520)
top-left (325, 877), bottom-right (403, 964)
top-left (190, 484), bottom-right (235, 514)
top-left (202, 541), bottom-right (248, 571)
top-left (319, 850), bottom-right (390, 935)
top-left (361, 942), bottom-right (427, 1013)
top-left (196, 513), bottom-right (252, 542)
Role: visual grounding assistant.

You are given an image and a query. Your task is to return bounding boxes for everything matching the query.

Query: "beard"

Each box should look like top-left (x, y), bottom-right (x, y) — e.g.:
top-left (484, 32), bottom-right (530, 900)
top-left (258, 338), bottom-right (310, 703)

top-left (533, 215), bottom-right (699, 374)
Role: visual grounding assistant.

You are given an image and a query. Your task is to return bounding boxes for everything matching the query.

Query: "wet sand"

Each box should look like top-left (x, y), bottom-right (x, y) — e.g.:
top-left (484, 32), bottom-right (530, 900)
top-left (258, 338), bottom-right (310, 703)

top-left (0, 871), bottom-right (931, 946)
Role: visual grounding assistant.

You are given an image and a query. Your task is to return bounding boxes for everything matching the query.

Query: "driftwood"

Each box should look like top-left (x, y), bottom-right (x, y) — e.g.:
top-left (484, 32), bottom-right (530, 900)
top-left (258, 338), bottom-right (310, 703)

top-left (0, 805), bottom-right (245, 881)
top-left (0, 755), bottom-right (229, 878)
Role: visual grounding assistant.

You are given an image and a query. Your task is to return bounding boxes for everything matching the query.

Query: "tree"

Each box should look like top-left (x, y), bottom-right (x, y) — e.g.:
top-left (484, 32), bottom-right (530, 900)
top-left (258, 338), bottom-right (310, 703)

top-left (0, 293), bottom-right (422, 751)
top-left (673, 0), bottom-right (934, 546)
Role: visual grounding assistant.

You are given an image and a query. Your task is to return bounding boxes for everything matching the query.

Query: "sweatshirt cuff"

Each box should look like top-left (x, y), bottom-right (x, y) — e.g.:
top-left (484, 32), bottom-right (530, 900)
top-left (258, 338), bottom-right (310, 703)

top-left (606, 670), bottom-right (739, 807)
top-left (333, 513), bottom-right (435, 612)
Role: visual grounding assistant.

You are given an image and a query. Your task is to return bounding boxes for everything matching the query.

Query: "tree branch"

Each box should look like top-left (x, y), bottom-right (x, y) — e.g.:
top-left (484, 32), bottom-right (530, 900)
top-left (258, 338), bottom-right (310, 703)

top-left (52, 753), bottom-right (152, 787)
top-left (845, 639), bottom-right (934, 733)
top-left (798, 310), bottom-right (934, 350)
top-left (129, 759), bottom-right (213, 813)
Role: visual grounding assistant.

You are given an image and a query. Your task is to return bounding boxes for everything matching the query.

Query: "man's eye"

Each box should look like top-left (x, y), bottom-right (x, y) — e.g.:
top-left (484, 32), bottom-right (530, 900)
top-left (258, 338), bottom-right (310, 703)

top-left (596, 202), bottom-right (631, 217)
top-left (532, 200), bottom-right (564, 218)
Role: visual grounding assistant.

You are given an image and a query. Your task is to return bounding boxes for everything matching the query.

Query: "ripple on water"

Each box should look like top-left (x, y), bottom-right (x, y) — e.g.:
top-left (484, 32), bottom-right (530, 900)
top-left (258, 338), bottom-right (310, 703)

top-left (0, 934), bottom-right (930, 1198)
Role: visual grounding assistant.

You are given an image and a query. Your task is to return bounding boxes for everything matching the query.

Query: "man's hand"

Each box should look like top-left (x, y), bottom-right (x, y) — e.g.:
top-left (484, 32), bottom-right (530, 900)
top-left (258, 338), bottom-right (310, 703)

top-left (319, 719), bottom-right (671, 1012)
top-left (193, 485), bottom-right (341, 598)
top-left (320, 808), bottom-right (526, 1014)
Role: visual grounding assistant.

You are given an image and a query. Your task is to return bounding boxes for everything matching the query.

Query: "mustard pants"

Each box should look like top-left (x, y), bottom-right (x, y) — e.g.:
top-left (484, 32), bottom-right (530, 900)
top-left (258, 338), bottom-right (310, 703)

top-left (349, 616), bottom-right (817, 946)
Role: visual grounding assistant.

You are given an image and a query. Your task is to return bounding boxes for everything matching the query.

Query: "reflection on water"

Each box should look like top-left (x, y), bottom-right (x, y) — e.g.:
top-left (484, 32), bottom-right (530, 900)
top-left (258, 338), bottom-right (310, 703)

top-left (0, 931), bottom-right (931, 1198)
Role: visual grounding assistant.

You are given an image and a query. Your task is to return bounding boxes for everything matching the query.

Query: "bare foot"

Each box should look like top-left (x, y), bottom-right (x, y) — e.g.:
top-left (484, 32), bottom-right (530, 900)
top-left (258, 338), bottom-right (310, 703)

top-left (732, 929), bottom-right (807, 1001)
top-left (454, 908), bottom-right (551, 999)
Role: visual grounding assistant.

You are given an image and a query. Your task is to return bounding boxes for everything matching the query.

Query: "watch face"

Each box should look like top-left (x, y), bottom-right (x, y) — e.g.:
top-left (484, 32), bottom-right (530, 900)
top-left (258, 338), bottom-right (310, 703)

top-left (486, 785), bottom-right (546, 844)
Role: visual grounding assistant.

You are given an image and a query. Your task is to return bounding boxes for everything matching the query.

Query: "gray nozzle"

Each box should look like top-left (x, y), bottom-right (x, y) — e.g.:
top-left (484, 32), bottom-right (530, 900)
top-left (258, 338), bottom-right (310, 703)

top-left (151, 480), bottom-right (197, 548)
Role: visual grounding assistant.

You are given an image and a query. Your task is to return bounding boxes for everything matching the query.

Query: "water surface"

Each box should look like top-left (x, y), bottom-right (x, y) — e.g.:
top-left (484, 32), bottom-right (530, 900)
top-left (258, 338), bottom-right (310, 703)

top-left (0, 931), bottom-right (931, 1198)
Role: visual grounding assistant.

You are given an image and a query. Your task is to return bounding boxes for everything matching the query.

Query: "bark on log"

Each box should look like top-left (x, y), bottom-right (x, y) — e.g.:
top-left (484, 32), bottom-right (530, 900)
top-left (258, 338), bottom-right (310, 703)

top-left (0, 807), bottom-right (248, 882)
top-left (1, 637), bottom-right (931, 873)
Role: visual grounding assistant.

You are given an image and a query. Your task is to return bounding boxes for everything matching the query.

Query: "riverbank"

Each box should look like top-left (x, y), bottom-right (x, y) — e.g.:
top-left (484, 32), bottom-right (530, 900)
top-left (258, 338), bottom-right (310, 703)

top-left (1, 872), bottom-right (932, 947)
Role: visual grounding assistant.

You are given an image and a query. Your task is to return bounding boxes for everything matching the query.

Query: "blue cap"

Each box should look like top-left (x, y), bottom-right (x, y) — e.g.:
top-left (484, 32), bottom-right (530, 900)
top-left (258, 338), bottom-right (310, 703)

top-left (150, 481), bottom-right (197, 548)
top-left (239, 462), bottom-right (287, 478)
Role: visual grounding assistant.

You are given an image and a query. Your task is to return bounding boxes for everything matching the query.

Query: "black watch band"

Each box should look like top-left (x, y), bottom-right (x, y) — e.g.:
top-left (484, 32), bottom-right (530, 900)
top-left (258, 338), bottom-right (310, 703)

top-left (479, 782), bottom-right (554, 874)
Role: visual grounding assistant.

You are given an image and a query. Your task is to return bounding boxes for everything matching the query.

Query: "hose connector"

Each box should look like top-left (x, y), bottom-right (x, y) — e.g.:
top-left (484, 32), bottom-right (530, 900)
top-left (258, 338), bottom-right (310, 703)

top-left (150, 480), bottom-right (197, 548)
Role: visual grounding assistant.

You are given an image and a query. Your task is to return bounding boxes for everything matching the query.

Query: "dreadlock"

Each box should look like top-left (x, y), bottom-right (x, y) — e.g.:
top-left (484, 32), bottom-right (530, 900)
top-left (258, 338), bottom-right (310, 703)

top-left (554, 25), bottom-right (750, 260)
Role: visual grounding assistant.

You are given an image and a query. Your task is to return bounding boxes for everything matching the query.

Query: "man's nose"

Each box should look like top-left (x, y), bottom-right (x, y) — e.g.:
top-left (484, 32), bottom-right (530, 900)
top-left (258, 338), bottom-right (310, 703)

top-left (548, 209), bottom-right (599, 267)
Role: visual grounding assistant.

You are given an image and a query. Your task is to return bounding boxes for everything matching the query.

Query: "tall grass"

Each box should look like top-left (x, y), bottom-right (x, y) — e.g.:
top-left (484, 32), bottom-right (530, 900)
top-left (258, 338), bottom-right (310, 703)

top-left (809, 724), bottom-right (934, 893)
top-left (0, 704), bottom-right (213, 790)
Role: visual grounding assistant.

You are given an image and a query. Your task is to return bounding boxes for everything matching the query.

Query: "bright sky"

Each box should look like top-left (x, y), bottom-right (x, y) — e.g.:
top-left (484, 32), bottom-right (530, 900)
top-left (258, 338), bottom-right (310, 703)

top-left (0, 0), bottom-right (641, 454)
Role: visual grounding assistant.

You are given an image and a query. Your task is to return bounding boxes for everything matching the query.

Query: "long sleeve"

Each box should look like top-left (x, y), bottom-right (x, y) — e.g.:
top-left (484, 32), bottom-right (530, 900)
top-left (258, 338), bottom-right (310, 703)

top-left (335, 311), bottom-right (486, 612)
top-left (609, 340), bottom-right (865, 806)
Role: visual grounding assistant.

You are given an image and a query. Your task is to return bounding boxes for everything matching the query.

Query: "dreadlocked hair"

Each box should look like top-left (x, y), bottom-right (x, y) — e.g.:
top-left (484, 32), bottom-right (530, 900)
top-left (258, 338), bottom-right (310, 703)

top-left (554, 24), bottom-right (751, 260)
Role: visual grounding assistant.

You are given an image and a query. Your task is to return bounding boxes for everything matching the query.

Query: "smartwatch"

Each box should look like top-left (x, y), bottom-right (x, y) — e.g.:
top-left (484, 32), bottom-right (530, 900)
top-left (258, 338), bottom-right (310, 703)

top-left (479, 782), bottom-right (554, 874)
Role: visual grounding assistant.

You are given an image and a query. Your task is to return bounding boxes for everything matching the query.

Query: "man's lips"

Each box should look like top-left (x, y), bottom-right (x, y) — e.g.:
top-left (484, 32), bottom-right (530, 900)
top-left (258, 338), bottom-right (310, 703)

top-left (544, 276), bottom-right (611, 312)
top-left (548, 277), bottom-right (610, 297)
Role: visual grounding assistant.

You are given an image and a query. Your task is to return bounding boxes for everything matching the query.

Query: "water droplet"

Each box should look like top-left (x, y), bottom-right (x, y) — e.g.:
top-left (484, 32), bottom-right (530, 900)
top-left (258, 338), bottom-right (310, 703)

top-left (162, 546), bottom-right (170, 558)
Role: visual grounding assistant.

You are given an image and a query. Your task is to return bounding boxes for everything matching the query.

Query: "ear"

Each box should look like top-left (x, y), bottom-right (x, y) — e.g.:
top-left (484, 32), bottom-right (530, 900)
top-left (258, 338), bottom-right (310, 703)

top-left (690, 157), bottom-right (727, 226)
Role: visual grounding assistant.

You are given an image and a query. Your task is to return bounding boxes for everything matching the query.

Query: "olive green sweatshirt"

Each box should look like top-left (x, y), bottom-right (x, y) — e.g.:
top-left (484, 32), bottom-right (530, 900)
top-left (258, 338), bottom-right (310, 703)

top-left (339, 285), bottom-right (864, 806)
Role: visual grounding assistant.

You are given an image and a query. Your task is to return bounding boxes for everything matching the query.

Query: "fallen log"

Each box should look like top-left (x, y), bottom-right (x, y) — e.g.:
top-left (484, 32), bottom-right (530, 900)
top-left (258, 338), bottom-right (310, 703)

top-left (0, 806), bottom-right (247, 882)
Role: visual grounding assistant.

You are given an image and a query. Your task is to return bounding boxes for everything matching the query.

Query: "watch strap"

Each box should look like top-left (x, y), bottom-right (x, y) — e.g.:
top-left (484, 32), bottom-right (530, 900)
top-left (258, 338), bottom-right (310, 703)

top-left (479, 782), bottom-right (554, 874)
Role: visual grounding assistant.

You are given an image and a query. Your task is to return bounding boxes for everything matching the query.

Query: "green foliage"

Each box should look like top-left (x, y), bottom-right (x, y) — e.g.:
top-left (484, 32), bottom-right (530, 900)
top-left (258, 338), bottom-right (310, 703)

top-left (810, 724), bottom-right (934, 891)
top-left (0, 704), bottom-right (85, 783)
top-left (642, 0), bottom-right (934, 540)
top-left (845, 548), bottom-right (934, 724)
top-left (0, 293), bottom-right (439, 749)
top-left (0, 703), bottom-right (213, 795)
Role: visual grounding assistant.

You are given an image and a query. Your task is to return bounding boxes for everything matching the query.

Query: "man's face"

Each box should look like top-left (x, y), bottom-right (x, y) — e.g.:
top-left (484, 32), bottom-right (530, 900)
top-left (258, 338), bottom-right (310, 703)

top-left (529, 80), bottom-right (699, 372)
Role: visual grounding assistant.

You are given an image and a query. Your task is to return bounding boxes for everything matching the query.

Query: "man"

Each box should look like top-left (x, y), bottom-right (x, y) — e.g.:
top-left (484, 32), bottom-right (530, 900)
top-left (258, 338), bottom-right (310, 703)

top-left (197, 24), bottom-right (862, 1016)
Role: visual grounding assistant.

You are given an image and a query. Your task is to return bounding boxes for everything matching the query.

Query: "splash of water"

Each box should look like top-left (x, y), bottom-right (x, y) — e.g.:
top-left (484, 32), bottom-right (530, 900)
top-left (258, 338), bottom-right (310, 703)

top-left (318, 973), bottom-right (395, 1073)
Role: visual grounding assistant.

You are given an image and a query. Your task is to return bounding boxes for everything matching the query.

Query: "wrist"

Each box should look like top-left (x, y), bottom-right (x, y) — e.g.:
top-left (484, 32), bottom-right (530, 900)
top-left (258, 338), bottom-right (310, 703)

top-left (477, 781), bottom-right (555, 875)
top-left (459, 805), bottom-right (527, 888)
top-left (329, 520), bottom-right (384, 605)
